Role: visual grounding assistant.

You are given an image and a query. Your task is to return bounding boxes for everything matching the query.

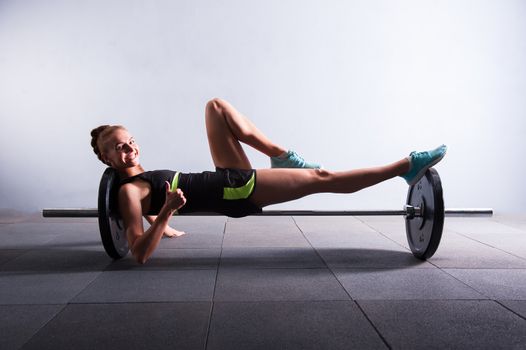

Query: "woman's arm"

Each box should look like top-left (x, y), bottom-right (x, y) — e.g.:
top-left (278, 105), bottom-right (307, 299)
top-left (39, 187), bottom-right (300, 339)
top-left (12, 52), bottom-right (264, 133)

top-left (119, 182), bottom-right (186, 264)
top-left (144, 215), bottom-right (186, 237)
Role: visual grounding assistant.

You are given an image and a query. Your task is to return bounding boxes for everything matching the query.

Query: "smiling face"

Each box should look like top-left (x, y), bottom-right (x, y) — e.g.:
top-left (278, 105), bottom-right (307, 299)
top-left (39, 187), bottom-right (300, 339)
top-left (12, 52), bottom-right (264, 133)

top-left (98, 128), bottom-right (141, 170)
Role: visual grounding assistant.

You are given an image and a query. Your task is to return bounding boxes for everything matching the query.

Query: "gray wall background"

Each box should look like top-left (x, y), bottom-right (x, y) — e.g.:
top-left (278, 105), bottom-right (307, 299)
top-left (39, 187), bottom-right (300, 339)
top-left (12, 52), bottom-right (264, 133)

top-left (1, 0), bottom-right (525, 213)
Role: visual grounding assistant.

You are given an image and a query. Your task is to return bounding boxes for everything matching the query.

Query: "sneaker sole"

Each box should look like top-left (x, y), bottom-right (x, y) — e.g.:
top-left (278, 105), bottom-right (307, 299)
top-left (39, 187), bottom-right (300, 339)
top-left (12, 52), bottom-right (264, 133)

top-left (270, 162), bottom-right (323, 169)
top-left (407, 148), bottom-right (447, 186)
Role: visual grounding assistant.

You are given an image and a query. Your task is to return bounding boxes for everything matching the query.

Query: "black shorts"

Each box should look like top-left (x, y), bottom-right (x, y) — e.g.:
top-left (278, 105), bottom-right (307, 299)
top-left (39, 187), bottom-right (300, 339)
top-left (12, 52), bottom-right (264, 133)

top-left (175, 168), bottom-right (262, 218)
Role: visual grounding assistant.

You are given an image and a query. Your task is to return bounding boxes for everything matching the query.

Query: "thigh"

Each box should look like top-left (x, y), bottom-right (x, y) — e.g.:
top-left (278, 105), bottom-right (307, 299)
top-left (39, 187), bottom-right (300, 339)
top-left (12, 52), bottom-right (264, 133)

top-left (251, 168), bottom-right (327, 208)
top-left (205, 100), bottom-right (252, 169)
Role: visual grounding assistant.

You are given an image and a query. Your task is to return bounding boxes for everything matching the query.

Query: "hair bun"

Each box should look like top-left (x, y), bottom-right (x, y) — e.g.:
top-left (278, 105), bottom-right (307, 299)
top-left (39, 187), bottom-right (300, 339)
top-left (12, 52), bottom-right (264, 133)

top-left (90, 125), bottom-right (113, 165)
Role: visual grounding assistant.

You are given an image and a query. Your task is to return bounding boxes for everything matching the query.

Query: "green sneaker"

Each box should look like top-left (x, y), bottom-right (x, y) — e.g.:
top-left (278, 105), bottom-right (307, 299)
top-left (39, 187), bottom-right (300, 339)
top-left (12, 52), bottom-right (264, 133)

top-left (401, 145), bottom-right (447, 185)
top-left (271, 150), bottom-right (321, 169)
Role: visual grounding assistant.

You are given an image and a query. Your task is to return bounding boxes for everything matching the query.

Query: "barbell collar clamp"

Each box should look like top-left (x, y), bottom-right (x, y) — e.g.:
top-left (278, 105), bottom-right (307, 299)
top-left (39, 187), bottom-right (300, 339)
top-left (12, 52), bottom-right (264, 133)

top-left (403, 204), bottom-right (422, 219)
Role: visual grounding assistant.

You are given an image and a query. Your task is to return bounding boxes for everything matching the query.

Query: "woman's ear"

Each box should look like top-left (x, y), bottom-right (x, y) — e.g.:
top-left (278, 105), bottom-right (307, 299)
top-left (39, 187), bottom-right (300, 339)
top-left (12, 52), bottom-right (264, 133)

top-left (101, 154), bottom-right (111, 167)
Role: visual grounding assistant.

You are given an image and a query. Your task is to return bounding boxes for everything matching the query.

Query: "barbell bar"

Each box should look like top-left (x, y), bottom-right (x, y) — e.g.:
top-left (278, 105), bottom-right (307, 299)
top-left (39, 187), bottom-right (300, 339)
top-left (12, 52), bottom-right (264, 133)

top-left (42, 167), bottom-right (493, 261)
top-left (42, 207), bottom-right (493, 218)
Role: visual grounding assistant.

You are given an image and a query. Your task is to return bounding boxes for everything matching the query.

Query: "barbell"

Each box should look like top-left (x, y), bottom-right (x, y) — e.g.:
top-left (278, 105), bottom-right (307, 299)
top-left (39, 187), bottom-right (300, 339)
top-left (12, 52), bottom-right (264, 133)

top-left (42, 167), bottom-right (493, 260)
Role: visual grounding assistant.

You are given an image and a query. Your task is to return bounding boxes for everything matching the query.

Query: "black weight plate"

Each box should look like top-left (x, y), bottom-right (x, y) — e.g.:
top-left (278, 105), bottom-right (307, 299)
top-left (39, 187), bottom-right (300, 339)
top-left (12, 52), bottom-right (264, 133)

top-left (405, 168), bottom-right (444, 260)
top-left (98, 167), bottom-right (129, 259)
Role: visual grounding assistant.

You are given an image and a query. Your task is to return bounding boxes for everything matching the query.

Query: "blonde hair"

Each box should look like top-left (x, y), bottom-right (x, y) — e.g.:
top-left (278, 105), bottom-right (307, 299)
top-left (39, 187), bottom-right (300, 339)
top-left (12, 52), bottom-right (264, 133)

top-left (90, 125), bottom-right (126, 165)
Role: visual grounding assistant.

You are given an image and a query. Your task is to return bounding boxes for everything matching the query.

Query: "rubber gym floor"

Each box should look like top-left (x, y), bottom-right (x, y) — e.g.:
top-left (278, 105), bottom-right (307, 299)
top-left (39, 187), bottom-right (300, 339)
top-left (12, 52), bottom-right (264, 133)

top-left (1, 213), bottom-right (525, 349)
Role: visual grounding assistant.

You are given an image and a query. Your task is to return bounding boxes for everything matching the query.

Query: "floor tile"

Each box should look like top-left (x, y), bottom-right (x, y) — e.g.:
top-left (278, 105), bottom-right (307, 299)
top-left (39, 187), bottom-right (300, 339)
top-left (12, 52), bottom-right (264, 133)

top-left (43, 228), bottom-right (102, 251)
top-left (11, 220), bottom-right (107, 253)
top-left (495, 215), bottom-right (526, 232)
top-left (334, 268), bottom-right (485, 300)
top-left (214, 268), bottom-right (350, 301)
top-left (207, 301), bottom-right (387, 350)
top-left (0, 249), bottom-right (111, 273)
top-left (316, 247), bottom-right (434, 269)
top-left (0, 272), bottom-right (101, 304)
top-left (449, 228), bottom-right (526, 260)
top-left (358, 300), bottom-right (526, 349)
top-left (0, 304), bottom-right (64, 350)
top-left (0, 223), bottom-right (62, 249)
top-left (157, 216), bottom-right (226, 249)
top-left (168, 216), bottom-right (226, 232)
top-left (223, 216), bottom-right (310, 248)
top-left (220, 247), bottom-right (325, 269)
top-left (293, 216), bottom-right (377, 234)
top-left (446, 218), bottom-right (526, 254)
top-left (21, 302), bottom-right (210, 350)
top-left (498, 300), bottom-right (526, 319)
top-left (160, 231), bottom-right (224, 249)
top-left (0, 250), bottom-right (27, 266)
top-left (430, 231), bottom-right (526, 268)
top-left (466, 237), bottom-right (526, 260)
top-left (445, 269), bottom-right (526, 300)
top-left (295, 216), bottom-right (405, 250)
top-left (359, 220), bottom-right (409, 247)
top-left (302, 228), bottom-right (403, 249)
top-left (0, 210), bottom-right (42, 224)
top-left (226, 216), bottom-right (298, 234)
top-left (445, 217), bottom-right (525, 235)
top-left (106, 248), bottom-right (221, 270)
top-left (72, 270), bottom-right (217, 303)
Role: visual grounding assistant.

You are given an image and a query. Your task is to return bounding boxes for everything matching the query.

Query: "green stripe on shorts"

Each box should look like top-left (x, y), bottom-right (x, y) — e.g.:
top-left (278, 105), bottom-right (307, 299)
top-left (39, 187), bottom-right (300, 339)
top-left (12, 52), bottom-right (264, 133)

top-left (171, 172), bottom-right (180, 192)
top-left (223, 172), bottom-right (256, 200)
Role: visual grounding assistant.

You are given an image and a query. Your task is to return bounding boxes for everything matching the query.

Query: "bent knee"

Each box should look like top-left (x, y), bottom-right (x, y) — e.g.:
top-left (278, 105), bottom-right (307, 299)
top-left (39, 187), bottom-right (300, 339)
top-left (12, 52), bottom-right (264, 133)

top-left (205, 98), bottom-right (226, 114)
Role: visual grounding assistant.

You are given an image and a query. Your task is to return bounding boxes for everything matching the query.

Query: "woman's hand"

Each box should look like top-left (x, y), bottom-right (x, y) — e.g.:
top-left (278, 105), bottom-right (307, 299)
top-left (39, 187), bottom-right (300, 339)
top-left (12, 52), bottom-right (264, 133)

top-left (164, 181), bottom-right (187, 212)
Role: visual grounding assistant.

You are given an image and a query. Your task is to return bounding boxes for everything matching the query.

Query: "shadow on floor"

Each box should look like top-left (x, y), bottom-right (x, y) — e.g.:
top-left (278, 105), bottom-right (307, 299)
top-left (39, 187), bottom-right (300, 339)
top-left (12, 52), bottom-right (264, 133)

top-left (108, 247), bottom-right (427, 271)
top-left (1, 247), bottom-right (428, 274)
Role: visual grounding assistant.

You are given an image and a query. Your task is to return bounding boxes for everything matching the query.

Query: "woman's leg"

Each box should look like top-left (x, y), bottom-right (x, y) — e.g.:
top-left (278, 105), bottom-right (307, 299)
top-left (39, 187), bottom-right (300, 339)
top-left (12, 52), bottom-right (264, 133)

top-left (205, 98), bottom-right (287, 169)
top-left (250, 158), bottom-right (410, 207)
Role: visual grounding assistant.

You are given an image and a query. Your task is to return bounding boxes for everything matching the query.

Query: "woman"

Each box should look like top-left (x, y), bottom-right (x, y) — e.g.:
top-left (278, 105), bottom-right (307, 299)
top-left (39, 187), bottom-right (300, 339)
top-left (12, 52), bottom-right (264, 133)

top-left (91, 98), bottom-right (446, 264)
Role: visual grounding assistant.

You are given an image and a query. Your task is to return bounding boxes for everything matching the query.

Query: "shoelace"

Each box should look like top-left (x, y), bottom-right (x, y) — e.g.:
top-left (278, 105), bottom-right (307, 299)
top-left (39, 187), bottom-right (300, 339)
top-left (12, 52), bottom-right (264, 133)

top-left (289, 151), bottom-right (306, 167)
top-left (410, 151), bottom-right (429, 161)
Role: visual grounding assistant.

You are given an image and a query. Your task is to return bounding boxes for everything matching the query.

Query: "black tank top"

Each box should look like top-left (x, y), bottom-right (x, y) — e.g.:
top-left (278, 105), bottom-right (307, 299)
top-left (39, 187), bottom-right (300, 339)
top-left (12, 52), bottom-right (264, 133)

top-left (119, 170), bottom-right (225, 215)
top-left (120, 170), bottom-right (176, 215)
